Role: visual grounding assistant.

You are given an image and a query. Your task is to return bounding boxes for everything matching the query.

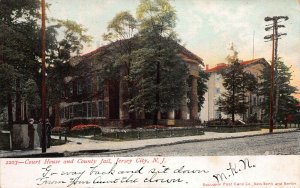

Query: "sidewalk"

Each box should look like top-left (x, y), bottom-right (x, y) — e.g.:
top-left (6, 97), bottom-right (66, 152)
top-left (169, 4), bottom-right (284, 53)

top-left (0, 128), bottom-right (298, 158)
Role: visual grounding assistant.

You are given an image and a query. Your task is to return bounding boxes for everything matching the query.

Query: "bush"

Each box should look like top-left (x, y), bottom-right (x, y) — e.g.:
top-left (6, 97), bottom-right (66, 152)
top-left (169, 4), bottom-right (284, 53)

top-left (52, 127), bottom-right (68, 134)
top-left (70, 124), bottom-right (101, 136)
top-left (205, 118), bottom-right (246, 126)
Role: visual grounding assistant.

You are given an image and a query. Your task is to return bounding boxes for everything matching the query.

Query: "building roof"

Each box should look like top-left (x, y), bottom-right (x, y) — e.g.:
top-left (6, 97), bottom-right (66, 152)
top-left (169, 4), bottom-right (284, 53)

top-left (206, 58), bottom-right (268, 73)
top-left (206, 63), bottom-right (229, 73)
top-left (75, 38), bottom-right (203, 65)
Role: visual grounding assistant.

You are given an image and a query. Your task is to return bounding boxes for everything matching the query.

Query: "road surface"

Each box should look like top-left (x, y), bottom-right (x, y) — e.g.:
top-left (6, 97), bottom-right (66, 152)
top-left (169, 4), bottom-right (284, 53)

top-left (80, 131), bottom-right (300, 156)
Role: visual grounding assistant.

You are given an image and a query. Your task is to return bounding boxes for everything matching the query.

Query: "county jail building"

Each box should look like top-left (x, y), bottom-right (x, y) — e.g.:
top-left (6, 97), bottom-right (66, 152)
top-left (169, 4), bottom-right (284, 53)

top-left (200, 58), bottom-right (270, 122)
top-left (58, 41), bottom-right (204, 127)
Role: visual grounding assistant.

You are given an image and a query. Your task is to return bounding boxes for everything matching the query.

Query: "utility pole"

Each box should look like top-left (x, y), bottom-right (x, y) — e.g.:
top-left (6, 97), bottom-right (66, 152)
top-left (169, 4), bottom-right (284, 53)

top-left (41, 0), bottom-right (47, 152)
top-left (264, 16), bottom-right (288, 133)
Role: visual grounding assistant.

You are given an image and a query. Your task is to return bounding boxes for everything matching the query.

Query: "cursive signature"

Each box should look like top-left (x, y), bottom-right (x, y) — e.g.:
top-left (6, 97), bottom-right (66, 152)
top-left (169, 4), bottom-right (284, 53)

top-left (212, 158), bottom-right (256, 183)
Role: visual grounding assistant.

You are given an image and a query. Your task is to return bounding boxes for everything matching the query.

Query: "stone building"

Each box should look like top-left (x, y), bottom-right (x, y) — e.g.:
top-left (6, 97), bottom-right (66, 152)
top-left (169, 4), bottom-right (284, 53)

top-left (200, 58), bottom-right (269, 122)
top-left (58, 41), bottom-right (204, 127)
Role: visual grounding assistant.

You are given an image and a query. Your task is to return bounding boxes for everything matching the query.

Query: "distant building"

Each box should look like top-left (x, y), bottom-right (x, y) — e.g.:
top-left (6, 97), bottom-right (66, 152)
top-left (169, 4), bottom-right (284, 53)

top-left (58, 41), bottom-right (204, 127)
top-left (200, 58), bottom-right (269, 122)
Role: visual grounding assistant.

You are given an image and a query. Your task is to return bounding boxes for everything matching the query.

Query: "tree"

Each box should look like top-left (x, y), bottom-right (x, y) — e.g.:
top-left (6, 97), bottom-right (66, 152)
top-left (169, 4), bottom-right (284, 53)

top-left (1, 1), bottom-right (92, 126)
top-left (24, 79), bottom-right (41, 120)
top-left (129, 0), bottom-right (189, 124)
top-left (45, 19), bottom-right (92, 126)
top-left (217, 46), bottom-right (257, 122)
top-left (0, 64), bottom-right (17, 126)
top-left (102, 11), bottom-right (138, 120)
top-left (197, 68), bottom-right (209, 111)
top-left (0, 0), bottom-right (41, 124)
top-left (259, 59), bottom-right (298, 124)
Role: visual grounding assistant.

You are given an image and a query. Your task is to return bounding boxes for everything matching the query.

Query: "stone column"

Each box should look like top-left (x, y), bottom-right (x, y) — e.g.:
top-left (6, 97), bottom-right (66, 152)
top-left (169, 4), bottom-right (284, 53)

top-left (180, 93), bottom-right (188, 120)
top-left (167, 110), bottom-right (175, 120)
top-left (119, 65), bottom-right (129, 120)
top-left (190, 76), bottom-right (198, 120)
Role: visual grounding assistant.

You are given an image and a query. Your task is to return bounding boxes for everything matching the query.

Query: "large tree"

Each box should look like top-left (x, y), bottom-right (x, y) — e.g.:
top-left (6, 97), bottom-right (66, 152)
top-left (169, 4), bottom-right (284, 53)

top-left (128, 0), bottom-right (189, 124)
top-left (197, 68), bottom-right (209, 111)
top-left (217, 46), bottom-right (257, 123)
top-left (258, 59), bottom-right (298, 124)
top-left (0, 0), bottom-right (40, 124)
top-left (45, 19), bottom-right (92, 126)
top-left (102, 11), bottom-right (138, 120)
top-left (0, 1), bottom-right (92, 126)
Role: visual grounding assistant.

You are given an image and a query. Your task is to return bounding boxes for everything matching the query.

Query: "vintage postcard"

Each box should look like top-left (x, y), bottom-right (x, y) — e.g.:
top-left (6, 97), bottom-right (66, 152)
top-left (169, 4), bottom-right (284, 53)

top-left (0, 0), bottom-right (299, 187)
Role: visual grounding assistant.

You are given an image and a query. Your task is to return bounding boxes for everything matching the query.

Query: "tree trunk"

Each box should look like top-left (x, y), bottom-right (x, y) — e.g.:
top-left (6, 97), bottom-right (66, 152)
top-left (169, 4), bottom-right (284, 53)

top-left (154, 61), bottom-right (160, 125)
top-left (119, 64), bottom-right (129, 120)
top-left (24, 101), bottom-right (27, 122)
top-left (15, 78), bottom-right (22, 123)
top-left (7, 93), bottom-right (13, 126)
top-left (53, 104), bottom-right (60, 127)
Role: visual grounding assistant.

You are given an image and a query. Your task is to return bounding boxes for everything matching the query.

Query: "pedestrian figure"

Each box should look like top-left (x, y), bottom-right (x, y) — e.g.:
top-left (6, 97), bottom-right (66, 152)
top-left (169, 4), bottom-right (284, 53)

top-left (46, 119), bottom-right (52, 148)
top-left (28, 118), bottom-right (35, 149)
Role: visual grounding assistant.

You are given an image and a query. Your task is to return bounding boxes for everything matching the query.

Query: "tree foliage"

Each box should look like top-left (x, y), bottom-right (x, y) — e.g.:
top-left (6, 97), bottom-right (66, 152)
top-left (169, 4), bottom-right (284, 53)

top-left (258, 59), bottom-right (298, 123)
top-left (46, 19), bottom-right (92, 106)
top-left (0, 0), bottom-right (40, 123)
top-left (0, 1), bottom-right (92, 124)
top-left (217, 46), bottom-right (257, 122)
top-left (197, 68), bottom-right (209, 110)
top-left (100, 0), bottom-right (190, 123)
top-left (129, 0), bottom-right (188, 122)
top-left (24, 79), bottom-right (41, 119)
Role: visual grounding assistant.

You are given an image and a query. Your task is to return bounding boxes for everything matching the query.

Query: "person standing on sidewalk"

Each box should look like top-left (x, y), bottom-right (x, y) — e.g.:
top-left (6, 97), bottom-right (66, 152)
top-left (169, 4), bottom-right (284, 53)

top-left (46, 119), bottom-right (52, 148)
top-left (28, 118), bottom-right (35, 149)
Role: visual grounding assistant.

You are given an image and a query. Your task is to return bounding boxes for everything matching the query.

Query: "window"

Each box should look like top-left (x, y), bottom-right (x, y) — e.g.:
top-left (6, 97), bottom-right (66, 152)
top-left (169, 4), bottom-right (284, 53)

top-left (86, 77), bottom-right (93, 94)
top-left (77, 81), bottom-right (83, 95)
top-left (98, 101), bottom-right (104, 117)
top-left (69, 83), bottom-right (73, 96)
top-left (82, 103), bottom-right (87, 117)
top-left (64, 106), bottom-right (69, 119)
top-left (87, 103), bottom-right (92, 117)
top-left (252, 96), bottom-right (257, 106)
top-left (97, 75), bottom-right (103, 91)
top-left (60, 108), bottom-right (65, 119)
top-left (74, 104), bottom-right (83, 117)
top-left (69, 106), bottom-right (74, 118)
top-left (92, 102), bottom-right (98, 117)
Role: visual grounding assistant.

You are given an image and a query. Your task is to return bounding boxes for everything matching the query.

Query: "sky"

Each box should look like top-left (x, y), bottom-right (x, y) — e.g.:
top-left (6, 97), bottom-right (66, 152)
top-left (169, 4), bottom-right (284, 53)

top-left (47, 0), bottom-right (300, 100)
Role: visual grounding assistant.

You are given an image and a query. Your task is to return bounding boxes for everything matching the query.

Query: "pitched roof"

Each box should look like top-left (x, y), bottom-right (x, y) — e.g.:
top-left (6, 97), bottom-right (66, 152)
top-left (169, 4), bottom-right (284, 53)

top-left (206, 58), bottom-right (268, 73)
top-left (77, 38), bottom-right (203, 65)
top-left (206, 63), bottom-right (229, 73)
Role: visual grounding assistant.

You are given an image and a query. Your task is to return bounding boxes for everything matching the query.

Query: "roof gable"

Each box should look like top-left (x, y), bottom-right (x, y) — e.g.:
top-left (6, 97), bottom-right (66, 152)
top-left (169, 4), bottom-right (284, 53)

top-left (206, 58), bottom-right (269, 73)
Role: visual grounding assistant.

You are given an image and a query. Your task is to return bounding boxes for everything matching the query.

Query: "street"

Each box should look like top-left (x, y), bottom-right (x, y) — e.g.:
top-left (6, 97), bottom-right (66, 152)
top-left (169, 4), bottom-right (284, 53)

top-left (81, 131), bottom-right (300, 156)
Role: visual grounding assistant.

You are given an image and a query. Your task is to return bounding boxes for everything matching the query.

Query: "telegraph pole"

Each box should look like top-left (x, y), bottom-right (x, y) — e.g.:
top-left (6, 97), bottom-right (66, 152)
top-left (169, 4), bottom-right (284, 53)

top-left (41, 0), bottom-right (47, 152)
top-left (264, 16), bottom-right (288, 133)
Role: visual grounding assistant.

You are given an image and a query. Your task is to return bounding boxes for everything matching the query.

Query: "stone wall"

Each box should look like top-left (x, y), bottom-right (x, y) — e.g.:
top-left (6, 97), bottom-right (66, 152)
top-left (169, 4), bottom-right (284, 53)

top-left (0, 130), bottom-right (11, 150)
top-left (12, 124), bottom-right (40, 150)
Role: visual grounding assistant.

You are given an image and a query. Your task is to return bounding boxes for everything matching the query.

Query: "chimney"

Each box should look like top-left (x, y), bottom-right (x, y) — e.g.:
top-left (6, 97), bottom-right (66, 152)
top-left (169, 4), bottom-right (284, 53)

top-left (206, 64), bottom-right (209, 70)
